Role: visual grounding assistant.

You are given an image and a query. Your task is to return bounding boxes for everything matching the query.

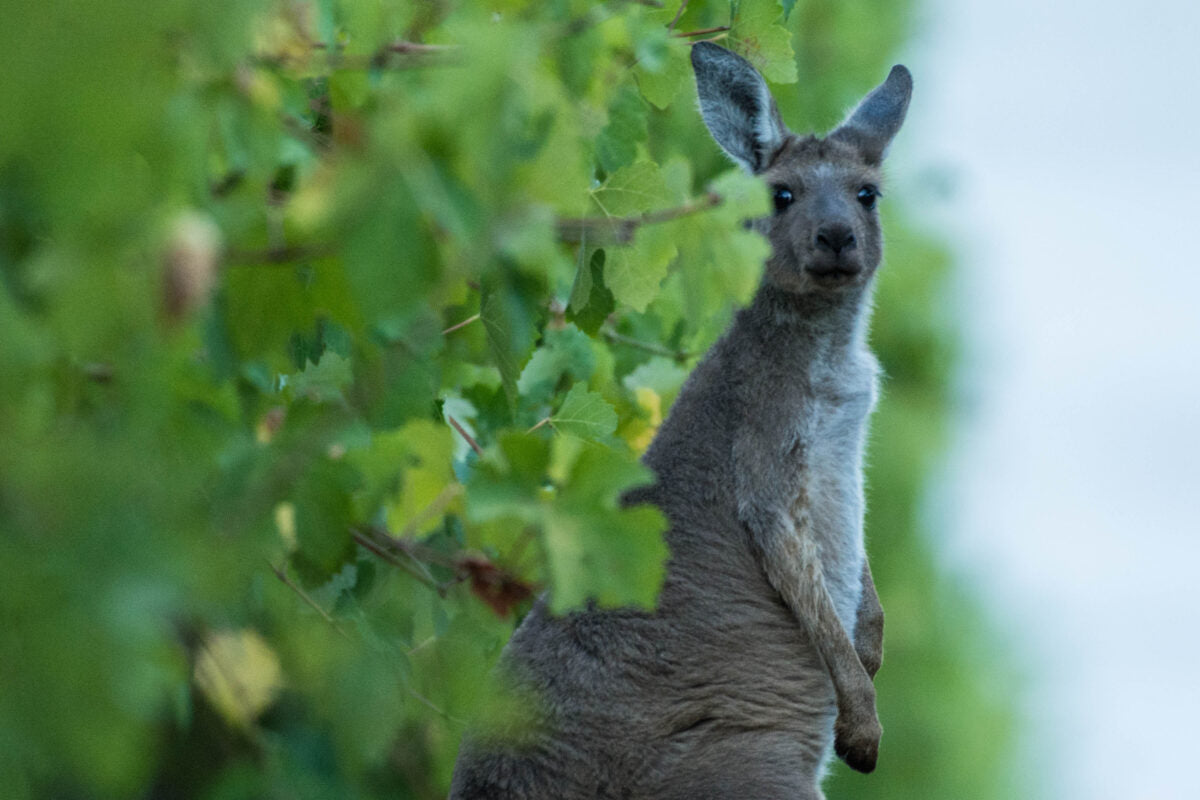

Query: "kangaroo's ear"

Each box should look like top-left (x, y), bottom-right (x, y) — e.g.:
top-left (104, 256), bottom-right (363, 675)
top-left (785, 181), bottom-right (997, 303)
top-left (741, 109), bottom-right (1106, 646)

top-left (831, 65), bottom-right (912, 164)
top-left (691, 42), bottom-right (788, 174)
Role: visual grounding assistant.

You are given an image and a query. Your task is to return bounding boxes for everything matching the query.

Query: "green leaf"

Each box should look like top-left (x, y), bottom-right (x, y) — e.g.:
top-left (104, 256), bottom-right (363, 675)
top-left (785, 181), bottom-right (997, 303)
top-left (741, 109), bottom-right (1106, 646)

top-left (542, 445), bottom-right (666, 611)
top-left (465, 432), bottom-right (551, 524)
top-left (350, 311), bottom-right (442, 429)
top-left (591, 161), bottom-right (672, 217)
top-left (567, 248), bottom-right (616, 335)
top-left (329, 71), bottom-right (370, 112)
top-left (285, 351), bottom-right (353, 403)
top-left (291, 458), bottom-right (361, 587)
top-left (634, 42), bottom-right (692, 110)
top-left (481, 273), bottom-right (540, 415)
top-left (604, 223), bottom-right (678, 312)
top-left (567, 244), bottom-right (594, 312)
top-left (222, 258), bottom-right (358, 369)
top-left (588, 163), bottom-right (679, 311)
top-left (517, 324), bottom-right (596, 406)
top-left (710, 168), bottom-right (771, 220)
top-left (382, 419), bottom-right (456, 535)
top-left (595, 85), bottom-right (648, 173)
top-left (342, 180), bottom-right (440, 322)
top-left (662, 168), bottom-right (771, 324)
top-left (730, 0), bottom-right (799, 84)
top-left (550, 382), bottom-right (618, 442)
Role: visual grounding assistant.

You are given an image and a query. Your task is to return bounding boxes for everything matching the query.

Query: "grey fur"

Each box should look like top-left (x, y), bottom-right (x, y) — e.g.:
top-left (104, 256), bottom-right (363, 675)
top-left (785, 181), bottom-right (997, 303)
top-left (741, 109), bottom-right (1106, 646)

top-left (830, 64), bottom-right (912, 165)
top-left (450, 44), bottom-right (910, 799)
top-left (691, 41), bottom-right (787, 173)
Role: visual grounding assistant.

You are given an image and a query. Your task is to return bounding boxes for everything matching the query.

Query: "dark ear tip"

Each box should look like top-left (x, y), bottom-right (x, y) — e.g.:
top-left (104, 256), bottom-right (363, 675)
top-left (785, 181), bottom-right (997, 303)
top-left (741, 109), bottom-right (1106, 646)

top-left (887, 65), bottom-right (913, 92)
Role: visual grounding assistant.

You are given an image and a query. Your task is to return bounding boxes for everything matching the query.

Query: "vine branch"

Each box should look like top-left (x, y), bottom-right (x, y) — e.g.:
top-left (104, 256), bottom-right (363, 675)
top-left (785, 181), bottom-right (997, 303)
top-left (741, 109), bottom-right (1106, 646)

top-left (667, 0), bottom-right (689, 31)
top-left (447, 415), bottom-right (484, 457)
top-left (442, 313), bottom-right (481, 335)
top-left (601, 325), bottom-right (694, 361)
top-left (225, 243), bottom-right (335, 265)
top-left (266, 559), bottom-right (352, 640)
top-left (267, 553), bottom-right (456, 719)
top-left (259, 40), bottom-right (461, 71)
top-left (673, 25), bottom-right (730, 38)
top-left (352, 530), bottom-right (444, 593)
top-left (226, 192), bottom-right (721, 265)
top-left (557, 191), bottom-right (722, 244)
top-left (354, 524), bottom-right (535, 617)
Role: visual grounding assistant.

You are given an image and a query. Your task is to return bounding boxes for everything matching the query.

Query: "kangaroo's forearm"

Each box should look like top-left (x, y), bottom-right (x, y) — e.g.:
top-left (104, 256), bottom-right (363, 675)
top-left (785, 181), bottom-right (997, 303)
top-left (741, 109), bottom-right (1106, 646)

top-left (855, 559), bottom-right (884, 679)
top-left (749, 508), bottom-right (875, 706)
top-left (739, 490), bottom-right (883, 773)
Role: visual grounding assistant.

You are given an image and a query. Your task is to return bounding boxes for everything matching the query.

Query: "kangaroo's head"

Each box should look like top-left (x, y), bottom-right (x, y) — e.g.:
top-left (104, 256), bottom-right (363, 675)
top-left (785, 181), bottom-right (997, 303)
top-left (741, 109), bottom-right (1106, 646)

top-left (691, 42), bottom-right (911, 295)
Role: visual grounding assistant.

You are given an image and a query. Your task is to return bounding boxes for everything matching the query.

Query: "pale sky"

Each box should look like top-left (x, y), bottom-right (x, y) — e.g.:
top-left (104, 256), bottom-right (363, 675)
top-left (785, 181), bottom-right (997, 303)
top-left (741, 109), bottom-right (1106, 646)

top-left (897, 1), bottom-right (1200, 798)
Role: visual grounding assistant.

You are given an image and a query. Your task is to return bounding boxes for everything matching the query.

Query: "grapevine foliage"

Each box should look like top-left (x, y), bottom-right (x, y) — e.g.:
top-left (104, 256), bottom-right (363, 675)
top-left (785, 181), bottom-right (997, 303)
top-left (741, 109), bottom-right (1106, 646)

top-left (0, 1), bottom-right (1018, 798)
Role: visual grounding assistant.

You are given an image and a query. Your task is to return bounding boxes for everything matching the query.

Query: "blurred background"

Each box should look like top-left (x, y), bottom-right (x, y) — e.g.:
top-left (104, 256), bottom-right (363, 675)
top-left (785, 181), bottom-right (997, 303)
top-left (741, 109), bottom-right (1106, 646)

top-left (901, 0), bottom-right (1200, 798)
top-left (1, 0), bottom-right (1195, 798)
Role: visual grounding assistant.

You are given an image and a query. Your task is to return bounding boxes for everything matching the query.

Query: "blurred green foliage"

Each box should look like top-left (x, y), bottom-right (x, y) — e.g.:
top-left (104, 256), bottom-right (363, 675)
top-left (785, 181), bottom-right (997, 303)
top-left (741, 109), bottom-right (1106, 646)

top-left (0, 0), bottom-right (1017, 797)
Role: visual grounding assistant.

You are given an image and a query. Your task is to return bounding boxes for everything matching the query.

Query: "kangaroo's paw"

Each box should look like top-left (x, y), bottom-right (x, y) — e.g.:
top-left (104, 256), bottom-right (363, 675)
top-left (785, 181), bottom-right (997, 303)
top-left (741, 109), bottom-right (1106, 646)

top-left (834, 711), bottom-right (882, 774)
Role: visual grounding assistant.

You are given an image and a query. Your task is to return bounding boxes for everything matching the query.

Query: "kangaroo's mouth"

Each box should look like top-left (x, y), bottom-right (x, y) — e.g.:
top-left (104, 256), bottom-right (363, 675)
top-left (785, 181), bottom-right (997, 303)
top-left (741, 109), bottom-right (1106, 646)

top-left (805, 261), bottom-right (864, 287)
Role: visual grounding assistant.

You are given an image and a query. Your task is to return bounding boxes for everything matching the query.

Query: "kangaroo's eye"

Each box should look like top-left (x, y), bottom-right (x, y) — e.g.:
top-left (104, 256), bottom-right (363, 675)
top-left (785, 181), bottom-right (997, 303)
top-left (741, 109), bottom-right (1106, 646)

top-left (857, 185), bottom-right (880, 209)
top-left (772, 185), bottom-right (794, 214)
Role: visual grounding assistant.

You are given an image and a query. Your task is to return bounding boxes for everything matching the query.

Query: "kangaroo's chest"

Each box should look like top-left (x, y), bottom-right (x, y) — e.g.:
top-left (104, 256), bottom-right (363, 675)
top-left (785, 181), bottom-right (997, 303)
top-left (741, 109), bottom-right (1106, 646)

top-left (787, 360), bottom-right (876, 473)
top-left (787, 371), bottom-right (877, 628)
top-left (791, 388), bottom-right (871, 528)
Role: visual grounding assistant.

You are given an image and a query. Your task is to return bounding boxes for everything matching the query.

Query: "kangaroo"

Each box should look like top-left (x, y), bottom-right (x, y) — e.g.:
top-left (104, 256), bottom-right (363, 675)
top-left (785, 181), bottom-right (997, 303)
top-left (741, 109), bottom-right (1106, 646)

top-left (450, 41), bottom-right (911, 800)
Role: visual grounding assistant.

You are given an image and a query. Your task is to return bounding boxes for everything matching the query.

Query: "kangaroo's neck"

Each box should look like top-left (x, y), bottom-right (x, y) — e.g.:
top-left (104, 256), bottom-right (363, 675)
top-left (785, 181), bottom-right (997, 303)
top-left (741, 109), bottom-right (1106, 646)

top-left (742, 282), bottom-right (875, 370)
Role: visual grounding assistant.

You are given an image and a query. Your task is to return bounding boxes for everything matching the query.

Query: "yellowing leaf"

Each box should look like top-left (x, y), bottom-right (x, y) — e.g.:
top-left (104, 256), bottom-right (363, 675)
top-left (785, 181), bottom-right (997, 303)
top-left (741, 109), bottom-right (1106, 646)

top-left (194, 630), bottom-right (283, 729)
top-left (377, 419), bottom-right (457, 535)
top-left (275, 502), bottom-right (297, 552)
top-left (624, 386), bottom-right (662, 453)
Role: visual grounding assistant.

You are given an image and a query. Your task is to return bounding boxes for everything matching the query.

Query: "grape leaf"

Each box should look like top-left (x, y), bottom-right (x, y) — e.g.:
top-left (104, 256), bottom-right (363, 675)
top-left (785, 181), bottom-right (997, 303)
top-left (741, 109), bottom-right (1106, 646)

top-left (551, 382), bottom-right (618, 442)
top-left (604, 223), bottom-right (678, 312)
top-left (285, 351), bottom-right (352, 403)
top-left (730, 0), bottom-right (799, 85)
top-left (591, 161), bottom-right (673, 217)
top-left (634, 43), bottom-right (692, 110)
top-left (567, 248), bottom-right (616, 335)
top-left (623, 356), bottom-right (691, 409)
top-left (542, 445), bottom-right (666, 611)
top-left (291, 457), bottom-right (360, 587)
top-left (595, 85), bottom-right (648, 173)
top-left (481, 273), bottom-right (539, 415)
top-left (587, 162), bottom-right (679, 311)
top-left (517, 324), bottom-right (597, 406)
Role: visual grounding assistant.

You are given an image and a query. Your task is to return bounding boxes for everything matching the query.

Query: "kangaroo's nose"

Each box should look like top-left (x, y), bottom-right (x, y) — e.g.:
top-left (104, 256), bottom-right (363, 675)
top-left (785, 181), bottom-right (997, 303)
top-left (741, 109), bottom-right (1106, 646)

top-left (814, 224), bottom-right (856, 255)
